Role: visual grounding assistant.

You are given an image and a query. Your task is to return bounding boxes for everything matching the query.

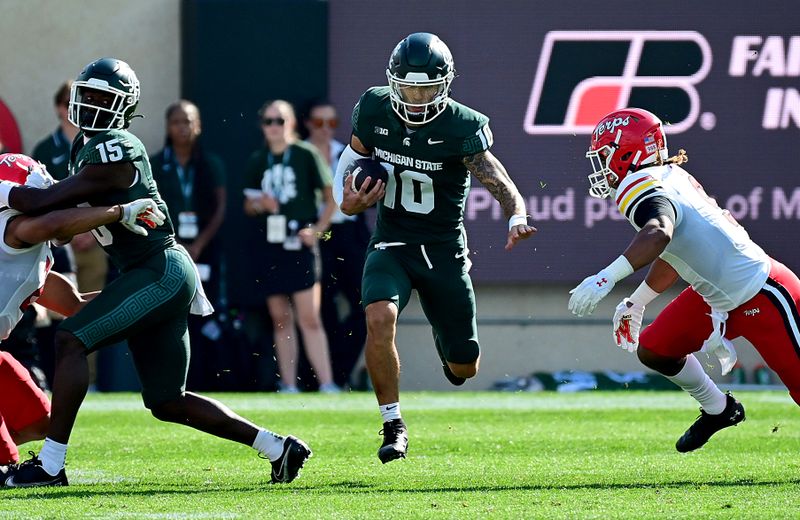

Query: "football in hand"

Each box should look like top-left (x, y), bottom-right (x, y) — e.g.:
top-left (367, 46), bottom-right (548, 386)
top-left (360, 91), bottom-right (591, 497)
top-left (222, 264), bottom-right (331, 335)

top-left (348, 158), bottom-right (388, 192)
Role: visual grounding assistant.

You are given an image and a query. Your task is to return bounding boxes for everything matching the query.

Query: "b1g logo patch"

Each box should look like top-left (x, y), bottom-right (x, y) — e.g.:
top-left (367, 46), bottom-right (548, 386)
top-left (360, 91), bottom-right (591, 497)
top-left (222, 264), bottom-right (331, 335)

top-left (523, 31), bottom-right (712, 135)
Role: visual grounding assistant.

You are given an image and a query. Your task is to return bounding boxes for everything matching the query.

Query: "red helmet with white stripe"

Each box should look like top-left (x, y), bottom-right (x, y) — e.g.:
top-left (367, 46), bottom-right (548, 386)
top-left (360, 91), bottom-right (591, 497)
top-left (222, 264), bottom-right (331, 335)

top-left (0, 153), bottom-right (45, 185)
top-left (585, 108), bottom-right (668, 199)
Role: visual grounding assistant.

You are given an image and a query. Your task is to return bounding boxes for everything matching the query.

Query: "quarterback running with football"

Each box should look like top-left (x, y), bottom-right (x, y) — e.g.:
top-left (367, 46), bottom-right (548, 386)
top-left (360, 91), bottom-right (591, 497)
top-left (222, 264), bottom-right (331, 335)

top-left (0, 58), bottom-right (311, 487)
top-left (0, 153), bottom-right (163, 483)
top-left (335, 33), bottom-right (536, 463)
top-left (568, 108), bottom-right (800, 452)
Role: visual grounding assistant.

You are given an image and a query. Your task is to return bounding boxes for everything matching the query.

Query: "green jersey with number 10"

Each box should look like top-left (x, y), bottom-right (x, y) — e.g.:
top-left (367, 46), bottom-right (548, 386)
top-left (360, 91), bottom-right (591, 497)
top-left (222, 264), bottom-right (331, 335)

top-left (352, 86), bottom-right (493, 244)
top-left (70, 129), bottom-right (175, 271)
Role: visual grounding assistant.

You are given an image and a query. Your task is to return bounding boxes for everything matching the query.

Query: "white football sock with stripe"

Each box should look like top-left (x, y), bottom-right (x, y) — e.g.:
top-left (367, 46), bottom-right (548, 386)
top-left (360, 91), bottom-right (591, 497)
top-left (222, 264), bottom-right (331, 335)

top-left (252, 429), bottom-right (285, 462)
top-left (667, 355), bottom-right (727, 415)
top-left (39, 438), bottom-right (67, 476)
top-left (380, 402), bottom-right (401, 422)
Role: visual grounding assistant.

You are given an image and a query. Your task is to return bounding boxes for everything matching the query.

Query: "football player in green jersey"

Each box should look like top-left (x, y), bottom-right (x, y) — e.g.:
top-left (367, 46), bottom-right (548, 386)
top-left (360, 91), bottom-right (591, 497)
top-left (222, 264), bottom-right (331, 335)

top-left (334, 33), bottom-right (536, 463)
top-left (0, 59), bottom-right (311, 487)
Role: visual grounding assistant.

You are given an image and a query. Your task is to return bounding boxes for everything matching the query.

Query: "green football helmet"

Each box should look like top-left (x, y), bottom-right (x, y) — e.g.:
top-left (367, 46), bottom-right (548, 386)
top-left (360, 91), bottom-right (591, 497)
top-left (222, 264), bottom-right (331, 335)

top-left (386, 32), bottom-right (455, 125)
top-left (69, 58), bottom-right (140, 132)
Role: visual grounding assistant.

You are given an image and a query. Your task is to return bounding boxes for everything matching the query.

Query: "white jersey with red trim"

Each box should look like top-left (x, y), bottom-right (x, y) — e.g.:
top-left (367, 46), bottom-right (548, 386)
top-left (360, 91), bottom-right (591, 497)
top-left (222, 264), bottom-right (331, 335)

top-left (615, 164), bottom-right (769, 312)
top-left (0, 209), bottom-right (53, 340)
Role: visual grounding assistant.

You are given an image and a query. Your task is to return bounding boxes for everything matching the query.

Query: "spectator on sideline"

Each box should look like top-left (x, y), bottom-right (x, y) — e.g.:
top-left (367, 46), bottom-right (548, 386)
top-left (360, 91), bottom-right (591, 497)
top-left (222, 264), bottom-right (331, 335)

top-left (305, 102), bottom-right (369, 388)
top-left (151, 100), bottom-right (227, 390)
top-left (243, 99), bottom-right (340, 393)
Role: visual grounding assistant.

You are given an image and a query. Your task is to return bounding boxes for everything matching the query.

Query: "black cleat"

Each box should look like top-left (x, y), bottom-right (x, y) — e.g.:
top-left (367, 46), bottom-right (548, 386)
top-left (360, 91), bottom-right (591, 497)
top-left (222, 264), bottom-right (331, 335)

top-left (433, 332), bottom-right (466, 386)
top-left (378, 418), bottom-right (408, 463)
top-left (676, 393), bottom-right (745, 453)
top-left (3, 452), bottom-right (68, 488)
top-left (270, 436), bottom-right (312, 484)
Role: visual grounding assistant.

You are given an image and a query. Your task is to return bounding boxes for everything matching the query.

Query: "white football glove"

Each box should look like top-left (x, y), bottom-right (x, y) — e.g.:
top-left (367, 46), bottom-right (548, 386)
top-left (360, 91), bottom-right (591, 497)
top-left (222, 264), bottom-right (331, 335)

top-left (25, 166), bottom-right (56, 189)
top-left (118, 198), bottom-right (166, 236)
top-left (568, 273), bottom-right (616, 317)
top-left (612, 298), bottom-right (645, 353)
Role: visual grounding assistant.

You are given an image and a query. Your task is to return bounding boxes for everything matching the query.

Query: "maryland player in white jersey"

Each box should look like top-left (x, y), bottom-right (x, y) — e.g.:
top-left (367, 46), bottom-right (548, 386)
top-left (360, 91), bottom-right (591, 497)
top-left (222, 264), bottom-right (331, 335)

top-left (568, 108), bottom-right (800, 452)
top-left (0, 153), bottom-right (163, 484)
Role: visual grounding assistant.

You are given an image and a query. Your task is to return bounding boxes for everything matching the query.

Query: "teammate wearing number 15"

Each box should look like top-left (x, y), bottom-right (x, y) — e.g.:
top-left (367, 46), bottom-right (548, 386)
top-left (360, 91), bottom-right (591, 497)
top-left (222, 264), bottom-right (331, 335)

top-left (0, 58), bottom-right (311, 487)
top-left (334, 32), bottom-right (536, 464)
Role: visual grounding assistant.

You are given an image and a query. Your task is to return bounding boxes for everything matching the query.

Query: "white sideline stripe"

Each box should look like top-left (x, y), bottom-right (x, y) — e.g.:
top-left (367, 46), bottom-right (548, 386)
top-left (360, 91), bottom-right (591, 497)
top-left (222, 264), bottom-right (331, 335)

top-left (97, 514), bottom-right (238, 520)
top-left (79, 392), bottom-right (795, 413)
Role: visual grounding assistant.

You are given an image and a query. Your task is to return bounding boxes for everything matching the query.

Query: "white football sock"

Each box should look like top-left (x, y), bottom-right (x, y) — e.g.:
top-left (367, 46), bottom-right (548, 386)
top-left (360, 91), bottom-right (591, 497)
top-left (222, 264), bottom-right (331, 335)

top-left (379, 402), bottom-right (401, 422)
top-left (39, 438), bottom-right (67, 476)
top-left (252, 429), bottom-right (285, 462)
top-left (667, 355), bottom-right (727, 415)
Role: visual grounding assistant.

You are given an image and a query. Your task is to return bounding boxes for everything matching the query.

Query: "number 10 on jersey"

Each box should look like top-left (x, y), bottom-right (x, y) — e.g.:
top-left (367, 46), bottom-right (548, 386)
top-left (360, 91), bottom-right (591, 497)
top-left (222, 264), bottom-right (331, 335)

top-left (382, 165), bottom-right (434, 214)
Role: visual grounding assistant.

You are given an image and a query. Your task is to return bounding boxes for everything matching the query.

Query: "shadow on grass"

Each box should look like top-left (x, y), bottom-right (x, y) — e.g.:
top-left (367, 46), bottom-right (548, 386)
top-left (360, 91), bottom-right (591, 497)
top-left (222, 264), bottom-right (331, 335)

top-left (3, 477), bottom-right (800, 500)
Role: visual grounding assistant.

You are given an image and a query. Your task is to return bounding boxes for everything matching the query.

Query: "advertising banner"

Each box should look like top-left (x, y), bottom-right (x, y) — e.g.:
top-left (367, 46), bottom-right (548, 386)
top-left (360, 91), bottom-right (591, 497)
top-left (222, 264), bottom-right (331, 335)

top-left (330, 1), bottom-right (800, 282)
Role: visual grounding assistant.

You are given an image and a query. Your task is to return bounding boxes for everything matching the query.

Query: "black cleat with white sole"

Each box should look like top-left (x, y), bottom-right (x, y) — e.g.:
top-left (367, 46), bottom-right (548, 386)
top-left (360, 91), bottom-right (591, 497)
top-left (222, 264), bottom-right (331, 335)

top-left (270, 436), bottom-right (312, 484)
top-left (3, 452), bottom-right (68, 488)
top-left (378, 418), bottom-right (408, 464)
top-left (676, 393), bottom-right (745, 453)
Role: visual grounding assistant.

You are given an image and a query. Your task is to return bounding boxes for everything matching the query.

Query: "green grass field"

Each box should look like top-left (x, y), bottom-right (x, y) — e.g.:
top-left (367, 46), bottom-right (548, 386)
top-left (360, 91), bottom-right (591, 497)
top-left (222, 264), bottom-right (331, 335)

top-left (1, 391), bottom-right (799, 519)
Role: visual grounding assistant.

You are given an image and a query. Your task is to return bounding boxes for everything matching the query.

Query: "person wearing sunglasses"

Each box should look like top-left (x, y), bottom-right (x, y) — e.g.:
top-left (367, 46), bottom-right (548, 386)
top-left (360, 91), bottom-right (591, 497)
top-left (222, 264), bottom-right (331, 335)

top-left (304, 102), bottom-right (370, 390)
top-left (244, 100), bottom-right (340, 394)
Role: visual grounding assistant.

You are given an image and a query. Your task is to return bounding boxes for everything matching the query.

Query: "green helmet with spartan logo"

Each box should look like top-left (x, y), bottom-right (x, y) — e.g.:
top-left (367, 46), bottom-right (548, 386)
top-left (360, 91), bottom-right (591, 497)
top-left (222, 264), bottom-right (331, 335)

top-left (386, 32), bottom-right (455, 126)
top-left (69, 58), bottom-right (140, 132)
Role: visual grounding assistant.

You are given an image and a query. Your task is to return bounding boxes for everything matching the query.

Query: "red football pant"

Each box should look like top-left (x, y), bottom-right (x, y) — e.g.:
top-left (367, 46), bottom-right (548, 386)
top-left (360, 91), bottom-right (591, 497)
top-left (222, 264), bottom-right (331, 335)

top-left (641, 258), bottom-right (800, 406)
top-left (0, 351), bottom-right (51, 464)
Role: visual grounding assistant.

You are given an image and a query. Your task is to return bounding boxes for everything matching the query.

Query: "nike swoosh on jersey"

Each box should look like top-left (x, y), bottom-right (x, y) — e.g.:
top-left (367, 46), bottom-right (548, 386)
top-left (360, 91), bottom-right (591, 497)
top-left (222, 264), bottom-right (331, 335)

top-left (428, 138), bottom-right (444, 145)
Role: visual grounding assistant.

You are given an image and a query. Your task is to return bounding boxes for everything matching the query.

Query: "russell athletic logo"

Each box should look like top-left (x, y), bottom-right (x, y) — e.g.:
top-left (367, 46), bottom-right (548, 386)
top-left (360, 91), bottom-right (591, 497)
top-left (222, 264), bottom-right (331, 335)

top-left (524, 31), bottom-right (712, 135)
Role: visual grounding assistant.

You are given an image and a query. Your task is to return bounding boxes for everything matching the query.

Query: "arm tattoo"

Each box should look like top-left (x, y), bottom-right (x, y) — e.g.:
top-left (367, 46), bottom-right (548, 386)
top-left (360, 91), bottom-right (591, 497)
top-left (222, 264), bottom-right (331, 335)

top-left (463, 151), bottom-right (526, 218)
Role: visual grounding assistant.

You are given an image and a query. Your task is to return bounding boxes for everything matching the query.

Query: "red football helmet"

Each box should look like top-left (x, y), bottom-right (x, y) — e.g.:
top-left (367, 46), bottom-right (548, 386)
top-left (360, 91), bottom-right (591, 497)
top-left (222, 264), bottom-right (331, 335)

top-left (585, 108), bottom-right (668, 199)
top-left (0, 153), bottom-right (44, 185)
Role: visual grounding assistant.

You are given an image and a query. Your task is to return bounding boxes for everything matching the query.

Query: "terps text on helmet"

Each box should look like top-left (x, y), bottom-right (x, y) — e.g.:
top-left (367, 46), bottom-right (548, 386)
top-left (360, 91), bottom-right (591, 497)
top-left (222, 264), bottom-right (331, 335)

top-left (593, 116), bottom-right (631, 139)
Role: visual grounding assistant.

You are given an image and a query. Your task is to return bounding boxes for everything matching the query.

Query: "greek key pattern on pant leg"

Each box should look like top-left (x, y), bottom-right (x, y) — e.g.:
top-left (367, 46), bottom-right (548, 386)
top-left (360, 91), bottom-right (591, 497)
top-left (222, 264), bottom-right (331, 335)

top-left (75, 256), bottom-right (186, 347)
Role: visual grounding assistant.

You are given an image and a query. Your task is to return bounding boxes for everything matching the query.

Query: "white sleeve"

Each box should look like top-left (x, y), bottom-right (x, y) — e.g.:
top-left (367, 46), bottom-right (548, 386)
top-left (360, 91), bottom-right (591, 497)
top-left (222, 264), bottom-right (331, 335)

top-left (333, 145), bottom-right (370, 206)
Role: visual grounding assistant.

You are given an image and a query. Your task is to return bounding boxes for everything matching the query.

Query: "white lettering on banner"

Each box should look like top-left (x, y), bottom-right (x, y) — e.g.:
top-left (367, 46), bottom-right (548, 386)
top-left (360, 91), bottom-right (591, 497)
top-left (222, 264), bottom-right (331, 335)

top-left (584, 197), bottom-right (626, 228)
top-left (772, 188), bottom-right (800, 219)
top-left (466, 188), bottom-right (502, 220)
top-left (465, 187), bottom-right (800, 231)
top-left (763, 88), bottom-right (800, 129)
top-left (729, 36), bottom-right (800, 77)
top-left (725, 187), bottom-right (763, 220)
top-left (466, 188), bottom-right (575, 222)
top-left (729, 36), bottom-right (800, 129)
